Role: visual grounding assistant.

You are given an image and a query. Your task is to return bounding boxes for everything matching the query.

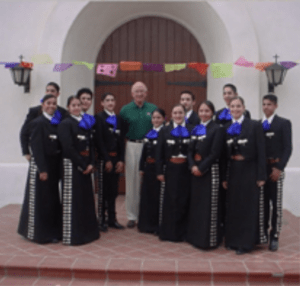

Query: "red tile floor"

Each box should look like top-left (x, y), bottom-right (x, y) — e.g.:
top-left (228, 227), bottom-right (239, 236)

top-left (0, 195), bottom-right (299, 286)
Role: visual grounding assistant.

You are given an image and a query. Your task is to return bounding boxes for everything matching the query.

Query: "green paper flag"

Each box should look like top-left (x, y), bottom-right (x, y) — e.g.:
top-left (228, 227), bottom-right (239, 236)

top-left (164, 63), bottom-right (187, 72)
top-left (210, 63), bottom-right (233, 78)
top-left (72, 61), bottom-right (94, 70)
top-left (31, 54), bottom-right (53, 65)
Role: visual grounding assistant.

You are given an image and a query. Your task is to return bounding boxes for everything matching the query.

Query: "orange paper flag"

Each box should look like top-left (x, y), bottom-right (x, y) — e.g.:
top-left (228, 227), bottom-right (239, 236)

top-left (119, 61), bottom-right (142, 71)
top-left (188, 62), bottom-right (209, 75)
top-left (20, 62), bottom-right (33, 68)
top-left (254, 62), bottom-right (273, 71)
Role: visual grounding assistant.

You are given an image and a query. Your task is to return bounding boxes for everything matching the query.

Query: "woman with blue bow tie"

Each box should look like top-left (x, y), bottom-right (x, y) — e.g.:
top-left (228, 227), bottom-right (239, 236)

top-left (222, 96), bottom-right (267, 255)
top-left (186, 101), bottom-right (225, 250)
top-left (58, 96), bottom-right (99, 245)
top-left (18, 95), bottom-right (63, 244)
top-left (138, 108), bottom-right (166, 234)
top-left (156, 104), bottom-right (193, 242)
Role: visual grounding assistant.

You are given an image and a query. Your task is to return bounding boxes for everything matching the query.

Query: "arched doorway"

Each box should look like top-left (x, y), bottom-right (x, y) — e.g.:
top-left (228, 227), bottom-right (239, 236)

top-left (94, 16), bottom-right (207, 118)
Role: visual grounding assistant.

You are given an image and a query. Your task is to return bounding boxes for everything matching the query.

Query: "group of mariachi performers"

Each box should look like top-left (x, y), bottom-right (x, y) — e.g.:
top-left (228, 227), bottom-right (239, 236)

top-left (17, 82), bottom-right (292, 256)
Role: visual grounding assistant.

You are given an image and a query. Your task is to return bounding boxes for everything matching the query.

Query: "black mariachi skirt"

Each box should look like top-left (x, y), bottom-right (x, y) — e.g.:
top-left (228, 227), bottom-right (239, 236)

top-left (159, 161), bottom-right (191, 242)
top-left (62, 158), bottom-right (99, 245)
top-left (18, 156), bottom-right (62, 243)
top-left (225, 160), bottom-right (267, 250)
top-left (186, 163), bottom-right (221, 249)
top-left (138, 162), bottom-right (160, 234)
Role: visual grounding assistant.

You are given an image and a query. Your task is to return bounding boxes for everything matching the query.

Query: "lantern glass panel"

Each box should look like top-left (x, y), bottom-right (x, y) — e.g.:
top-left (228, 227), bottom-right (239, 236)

top-left (14, 69), bottom-right (23, 85)
top-left (274, 69), bottom-right (282, 85)
top-left (266, 69), bottom-right (273, 85)
top-left (23, 69), bottom-right (30, 83)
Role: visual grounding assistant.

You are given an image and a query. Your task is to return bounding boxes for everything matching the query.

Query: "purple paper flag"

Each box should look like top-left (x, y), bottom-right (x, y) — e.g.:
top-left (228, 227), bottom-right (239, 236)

top-left (53, 63), bottom-right (73, 72)
top-left (5, 62), bottom-right (19, 68)
top-left (143, 63), bottom-right (163, 72)
top-left (280, 61), bottom-right (298, 69)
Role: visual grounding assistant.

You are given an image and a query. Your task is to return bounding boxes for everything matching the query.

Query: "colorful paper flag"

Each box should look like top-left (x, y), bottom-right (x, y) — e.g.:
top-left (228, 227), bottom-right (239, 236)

top-left (234, 56), bottom-right (254, 68)
top-left (31, 54), bottom-right (53, 65)
top-left (20, 62), bottom-right (33, 68)
top-left (119, 61), bottom-right (142, 71)
top-left (164, 63), bottom-right (187, 72)
top-left (72, 61), bottom-right (94, 70)
top-left (84, 63), bottom-right (94, 70)
top-left (5, 62), bottom-right (19, 68)
top-left (188, 62), bottom-right (209, 75)
top-left (143, 63), bottom-right (163, 72)
top-left (279, 61), bottom-right (298, 69)
top-left (254, 62), bottom-right (273, 71)
top-left (210, 63), bottom-right (233, 78)
top-left (53, 63), bottom-right (73, 72)
top-left (96, 64), bottom-right (118, 77)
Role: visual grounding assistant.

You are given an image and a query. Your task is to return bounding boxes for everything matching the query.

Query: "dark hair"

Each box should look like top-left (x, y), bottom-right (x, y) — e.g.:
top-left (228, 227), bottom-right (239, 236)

top-left (67, 95), bottom-right (80, 107)
top-left (77, 88), bottom-right (93, 99)
top-left (180, 90), bottom-right (195, 101)
top-left (152, 108), bottom-right (166, 118)
top-left (263, 94), bottom-right (278, 104)
top-left (172, 104), bottom-right (186, 113)
top-left (223, 83), bottom-right (237, 94)
top-left (198, 100), bottom-right (215, 115)
top-left (46, 82), bottom-right (60, 93)
top-left (229, 96), bottom-right (245, 106)
top-left (101, 92), bottom-right (115, 101)
top-left (41, 94), bottom-right (56, 103)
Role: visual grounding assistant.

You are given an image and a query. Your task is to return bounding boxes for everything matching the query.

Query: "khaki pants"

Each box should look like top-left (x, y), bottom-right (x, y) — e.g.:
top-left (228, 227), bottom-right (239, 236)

top-left (125, 141), bottom-right (144, 220)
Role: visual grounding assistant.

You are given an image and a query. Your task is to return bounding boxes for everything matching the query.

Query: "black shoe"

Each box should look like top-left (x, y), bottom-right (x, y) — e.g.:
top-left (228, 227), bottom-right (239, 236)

top-left (51, 239), bottom-right (60, 243)
top-left (269, 238), bottom-right (279, 251)
top-left (226, 246), bottom-right (235, 251)
top-left (99, 223), bottom-right (108, 232)
top-left (236, 248), bottom-right (247, 255)
top-left (127, 220), bottom-right (136, 228)
top-left (108, 221), bottom-right (125, 229)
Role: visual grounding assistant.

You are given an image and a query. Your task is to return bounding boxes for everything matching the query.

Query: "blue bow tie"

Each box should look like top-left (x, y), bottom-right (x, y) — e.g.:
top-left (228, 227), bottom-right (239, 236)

top-left (145, 129), bottom-right (159, 139)
top-left (192, 124), bottom-right (206, 136)
top-left (78, 113), bottom-right (95, 130)
top-left (227, 122), bottom-right (242, 136)
top-left (218, 108), bottom-right (232, 121)
top-left (262, 120), bottom-right (271, 131)
top-left (106, 115), bottom-right (117, 131)
top-left (50, 110), bottom-right (62, 125)
top-left (171, 125), bottom-right (190, 138)
top-left (185, 116), bottom-right (190, 124)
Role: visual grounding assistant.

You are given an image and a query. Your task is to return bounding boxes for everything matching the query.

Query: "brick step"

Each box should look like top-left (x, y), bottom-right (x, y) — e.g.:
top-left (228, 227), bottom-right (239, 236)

top-left (0, 256), bottom-right (298, 285)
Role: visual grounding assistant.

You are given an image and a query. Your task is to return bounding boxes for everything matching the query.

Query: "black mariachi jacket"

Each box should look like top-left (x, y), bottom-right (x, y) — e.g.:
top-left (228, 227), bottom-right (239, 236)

top-left (260, 115), bottom-right (292, 171)
top-left (186, 110), bottom-right (200, 126)
top-left (187, 121), bottom-right (225, 174)
top-left (58, 116), bottom-right (95, 172)
top-left (30, 114), bottom-right (61, 173)
top-left (215, 108), bottom-right (251, 126)
top-left (139, 127), bottom-right (163, 172)
top-left (20, 104), bottom-right (68, 155)
top-left (222, 118), bottom-right (266, 182)
top-left (94, 111), bottom-right (125, 163)
top-left (155, 122), bottom-right (194, 175)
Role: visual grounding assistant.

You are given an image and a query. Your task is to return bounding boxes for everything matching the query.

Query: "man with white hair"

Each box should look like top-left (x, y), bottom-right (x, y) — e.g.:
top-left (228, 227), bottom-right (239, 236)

top-left (120, 82), bottom-right (157, 228)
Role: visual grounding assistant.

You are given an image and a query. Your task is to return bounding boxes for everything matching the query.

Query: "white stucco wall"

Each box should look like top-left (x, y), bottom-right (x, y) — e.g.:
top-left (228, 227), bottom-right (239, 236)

top-left (0, 1), bottom-right (299, 216)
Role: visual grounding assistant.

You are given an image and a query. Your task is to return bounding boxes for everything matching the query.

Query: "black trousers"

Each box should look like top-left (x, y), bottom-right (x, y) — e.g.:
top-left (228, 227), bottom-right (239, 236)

top-left (264, 164), bottom-right (285, 239)
top-left (97, 156), bottom-right (119, 225)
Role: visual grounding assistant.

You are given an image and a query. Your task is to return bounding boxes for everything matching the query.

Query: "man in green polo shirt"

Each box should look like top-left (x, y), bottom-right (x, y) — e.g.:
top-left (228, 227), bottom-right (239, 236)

top-left (120, 82), bottom-right (157, 228)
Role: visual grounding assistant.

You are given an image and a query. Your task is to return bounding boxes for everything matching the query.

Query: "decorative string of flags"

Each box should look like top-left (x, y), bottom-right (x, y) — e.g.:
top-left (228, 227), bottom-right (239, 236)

top-left (1, 55), bottom-right (299, 79)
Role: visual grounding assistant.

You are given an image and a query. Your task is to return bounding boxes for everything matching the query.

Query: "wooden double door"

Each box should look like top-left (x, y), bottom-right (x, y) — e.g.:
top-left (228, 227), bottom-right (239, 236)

top-left (94, 16), bottom-right (207, 193)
